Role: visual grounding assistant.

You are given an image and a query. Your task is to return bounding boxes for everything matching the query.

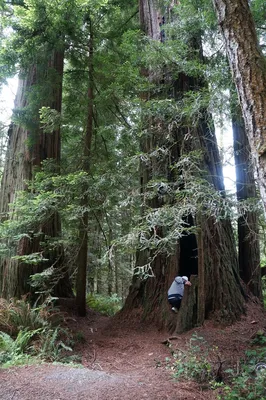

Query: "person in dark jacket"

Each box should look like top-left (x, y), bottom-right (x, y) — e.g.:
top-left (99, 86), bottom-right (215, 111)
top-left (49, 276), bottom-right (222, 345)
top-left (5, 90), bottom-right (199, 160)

top-left (168, 276), bottom-right (192, 313)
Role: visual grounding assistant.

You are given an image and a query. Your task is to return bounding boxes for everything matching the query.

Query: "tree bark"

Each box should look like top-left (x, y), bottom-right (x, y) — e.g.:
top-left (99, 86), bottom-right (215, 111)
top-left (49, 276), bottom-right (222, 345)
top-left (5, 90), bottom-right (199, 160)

top-left (0, 49), bottom-right (73, 299)
top-left (212, 0), bottom-right (266, 212)
top-left (197, 215), bottom-right (205, 326)
top-left (232, 109), bottom-right (261, 298)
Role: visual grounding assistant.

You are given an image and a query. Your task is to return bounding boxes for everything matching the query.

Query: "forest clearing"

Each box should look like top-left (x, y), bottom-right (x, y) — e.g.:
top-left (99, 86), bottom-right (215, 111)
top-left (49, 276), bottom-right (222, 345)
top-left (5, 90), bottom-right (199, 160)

top-left (1, 0), bottom-right (266, 399)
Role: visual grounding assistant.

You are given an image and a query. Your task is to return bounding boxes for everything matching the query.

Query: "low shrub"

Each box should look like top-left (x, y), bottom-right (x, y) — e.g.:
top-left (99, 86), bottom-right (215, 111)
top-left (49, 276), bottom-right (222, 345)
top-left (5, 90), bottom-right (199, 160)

top-left (167, 332), bottom-right (266, 399)
top-left (86, 293), bottom-right (122, 316)
top-left (167, 333), bottom-right (214, 384)
top-left (217, 348), bottom-right (266, 399)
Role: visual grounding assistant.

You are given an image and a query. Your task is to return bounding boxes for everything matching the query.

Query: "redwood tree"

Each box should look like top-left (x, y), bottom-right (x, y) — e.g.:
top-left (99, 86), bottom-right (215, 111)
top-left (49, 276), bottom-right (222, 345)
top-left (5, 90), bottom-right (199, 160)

top-left (121, 0), bottom-right (245, 332)
top-left (212, 0), bottom-right (266, 213)
top-left (232, 106), bottom-right (261, 298)
top-left (0, 2), bottom-right (72, 299)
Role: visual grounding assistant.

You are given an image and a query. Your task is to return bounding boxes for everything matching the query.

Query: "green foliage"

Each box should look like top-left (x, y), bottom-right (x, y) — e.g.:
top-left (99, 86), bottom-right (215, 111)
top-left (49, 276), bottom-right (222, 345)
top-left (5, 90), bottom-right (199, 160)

top-left (167, 332), bottom-right (266, 399)
top-left (251, 0), bottom-right (266, 40)
top-left (250, 330), bottom-right (266, 346)
top-left (217, 349), bottom-right (266, 400)
top-left (0, 297), bottom-right (73, 367)
top-left (0, 297), bottom-right (50, 336)
top-left (39, 106), bottom-right (61, 134)
top-left (86, 293), bottom-right (122, 316)
top-left (114, 149), bottom-right (261, 262)
top-left (73, 331), bottom-right (86, 344)
top-left (218, 375), bottom-right (266, 400)
top-left (0, 330), bottom-right (34, 366)
top-left (36, 326), bottom-right (73, 362)
top-left (167, 333), bottom-right (214, 384)
top-left (171, 350), bottom-right (213, 383)
top-left (261, 276), bottom-right (266, 308)
top-left (29, 266), bottom-right (63, 297)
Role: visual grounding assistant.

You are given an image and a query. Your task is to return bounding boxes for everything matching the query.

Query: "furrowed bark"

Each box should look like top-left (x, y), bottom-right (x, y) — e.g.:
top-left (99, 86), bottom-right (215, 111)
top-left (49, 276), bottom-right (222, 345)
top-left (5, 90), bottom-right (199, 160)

top-left (232, 108), bottom-right (261, 298)
top-left (0, 48), bottom-right (73, 299)
top-left (212, 0), bottom-right (266, 212)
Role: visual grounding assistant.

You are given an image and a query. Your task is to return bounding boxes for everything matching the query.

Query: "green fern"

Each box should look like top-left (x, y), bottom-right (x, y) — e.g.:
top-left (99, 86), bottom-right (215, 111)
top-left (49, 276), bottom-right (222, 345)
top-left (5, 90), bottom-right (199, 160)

top-left (0, 331), bottom-right (14, 352)
top-left (0, 298), bottom-right (73, 366)
top-left (38, 327), bottom-right (72, 361)
top-left (0, 297), bottom-right (63, 336)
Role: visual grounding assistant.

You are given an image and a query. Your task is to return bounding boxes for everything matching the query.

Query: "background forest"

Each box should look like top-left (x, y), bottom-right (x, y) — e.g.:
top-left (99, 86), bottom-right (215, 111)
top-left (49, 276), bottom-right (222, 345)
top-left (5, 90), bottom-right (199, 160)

top-left (1, 0), bottom-right (266, 398)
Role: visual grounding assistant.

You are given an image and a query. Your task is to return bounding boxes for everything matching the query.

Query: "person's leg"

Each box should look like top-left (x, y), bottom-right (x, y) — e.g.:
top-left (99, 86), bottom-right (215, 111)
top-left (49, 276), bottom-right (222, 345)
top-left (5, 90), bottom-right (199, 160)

top-left (175, 298), bottom-right (182, 310)
top-left (168, 296), bottom-right (182, 312)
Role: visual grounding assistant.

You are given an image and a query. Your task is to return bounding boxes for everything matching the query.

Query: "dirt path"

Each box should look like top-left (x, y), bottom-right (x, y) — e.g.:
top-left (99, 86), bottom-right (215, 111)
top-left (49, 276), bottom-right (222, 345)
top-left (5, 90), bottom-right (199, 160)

top-left (0, 302), bottom-right (265, 400)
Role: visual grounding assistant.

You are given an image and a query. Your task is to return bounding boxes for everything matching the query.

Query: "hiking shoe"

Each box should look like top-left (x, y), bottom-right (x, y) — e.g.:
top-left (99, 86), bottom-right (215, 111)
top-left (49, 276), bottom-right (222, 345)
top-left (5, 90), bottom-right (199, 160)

top-left (171, 307), bottom-right (178, 313)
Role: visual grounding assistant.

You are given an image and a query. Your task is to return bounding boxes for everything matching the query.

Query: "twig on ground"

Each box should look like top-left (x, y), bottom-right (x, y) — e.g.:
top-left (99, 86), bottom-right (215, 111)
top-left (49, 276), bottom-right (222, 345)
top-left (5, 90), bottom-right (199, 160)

top-left (111, 363), bottom-right (121, 370)
top-left (125, 360), bottom-right (137, 367)
top-left (91, 348), bottom-right (96, 363)
top-left (162, 336), bottom-right (182, 345)
top-left (178, 386), bottom-right (206, 399)
top-left (92, 363), bottom-right (103, 370)
top-left (236, 358), bottom-right (240, 376)
top-left (161, 336), bottom-right (179, 344)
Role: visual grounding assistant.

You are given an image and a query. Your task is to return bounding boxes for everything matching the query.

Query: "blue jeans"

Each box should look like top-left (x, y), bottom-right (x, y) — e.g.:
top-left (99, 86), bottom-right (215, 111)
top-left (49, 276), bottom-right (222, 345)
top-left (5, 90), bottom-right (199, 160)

top-left (168, 294), bottom-right (182, 310)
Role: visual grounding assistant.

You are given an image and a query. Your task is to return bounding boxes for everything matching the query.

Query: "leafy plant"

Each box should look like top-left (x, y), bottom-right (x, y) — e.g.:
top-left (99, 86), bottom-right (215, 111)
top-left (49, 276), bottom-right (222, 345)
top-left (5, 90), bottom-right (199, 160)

top-left (168, 334), bottom-right (214, 384)
top-left (250, 329), bottom-right (266, 346)
top-left (0, 329), bottom-right (40, 366)
top-left (217, 369), bottom-right (266, 399)
top-left (86, 293), bottom-right (122, 316)
top-left (0, 296), bottom-right (64, 336)
top-left (218, 347), bottom-right (266, 399)
top-left (36, 327), bottom-right (73, 362)
top-left (0, 297), bottom-right (47, 336)
top-left (0, 297), bottom-right (73, 367)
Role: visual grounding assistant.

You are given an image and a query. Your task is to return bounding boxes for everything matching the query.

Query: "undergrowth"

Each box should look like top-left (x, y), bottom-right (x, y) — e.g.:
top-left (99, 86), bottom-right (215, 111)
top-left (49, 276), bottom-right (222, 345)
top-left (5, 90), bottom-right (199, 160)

top-left (167, 332), bottom-right (266, 400)
top-left (0, 296), bottom-right (77, 367)
top-left (86, 293), bottom-right (122, 316)
top-left (166, 333), bottom-right (215, 384)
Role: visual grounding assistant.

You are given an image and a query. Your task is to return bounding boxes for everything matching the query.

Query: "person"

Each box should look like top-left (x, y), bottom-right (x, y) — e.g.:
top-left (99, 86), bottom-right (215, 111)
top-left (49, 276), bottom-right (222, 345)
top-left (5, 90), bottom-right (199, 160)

top-left (167, 275), bottom-right (192, 313)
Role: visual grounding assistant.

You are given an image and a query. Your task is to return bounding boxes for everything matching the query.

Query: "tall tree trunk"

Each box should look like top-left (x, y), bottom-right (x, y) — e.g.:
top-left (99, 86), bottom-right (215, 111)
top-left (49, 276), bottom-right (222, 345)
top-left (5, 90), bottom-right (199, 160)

top-left (0, 49), bottom-right (73, 299)
top-left (107, 228), bottom-right (113, 296)
top-left (232, 108), bottom-right (261, 298)
top-left (212, 0), bottom-right (266, 213)
top-left (115, 255), bottom-right (119, 295)
top-left (121, 0), bottom-right (245, 332)
top-left (76, 19), bottom-right (94, 316)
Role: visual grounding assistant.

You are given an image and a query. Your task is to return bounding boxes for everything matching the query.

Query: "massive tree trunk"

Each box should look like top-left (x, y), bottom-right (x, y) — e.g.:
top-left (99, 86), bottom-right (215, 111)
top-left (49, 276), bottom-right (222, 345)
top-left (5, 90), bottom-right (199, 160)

top-left (212, 0), bottom-right (266, 212)
top-left (121, 0), bottom-right (245, 332)
top-left (0, 49), bottom-right (72, 299)
top-left (232, 108), bottom-right (261, 298)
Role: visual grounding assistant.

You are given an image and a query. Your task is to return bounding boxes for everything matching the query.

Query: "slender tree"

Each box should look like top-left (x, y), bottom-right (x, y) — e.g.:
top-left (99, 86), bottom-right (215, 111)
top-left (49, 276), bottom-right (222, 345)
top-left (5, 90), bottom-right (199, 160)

top-left (60, 0), bottom-right (139, 305)
top-left (75, 15), bottom-right (94, 316)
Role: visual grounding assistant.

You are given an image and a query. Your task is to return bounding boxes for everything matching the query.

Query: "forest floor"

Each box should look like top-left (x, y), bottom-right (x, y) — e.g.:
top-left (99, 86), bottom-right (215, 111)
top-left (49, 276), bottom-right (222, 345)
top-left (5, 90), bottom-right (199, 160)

top-left (0, 300), bottom-right (265, 400)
